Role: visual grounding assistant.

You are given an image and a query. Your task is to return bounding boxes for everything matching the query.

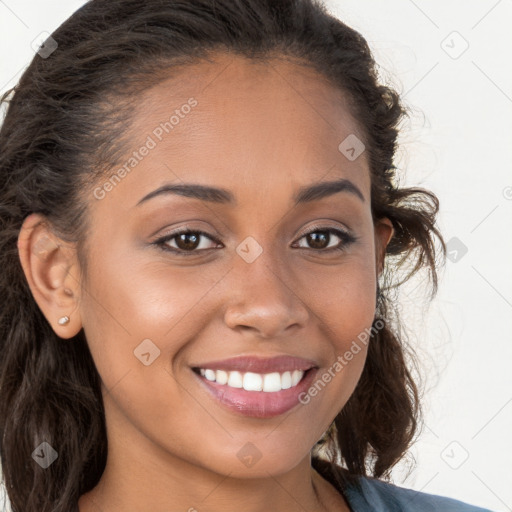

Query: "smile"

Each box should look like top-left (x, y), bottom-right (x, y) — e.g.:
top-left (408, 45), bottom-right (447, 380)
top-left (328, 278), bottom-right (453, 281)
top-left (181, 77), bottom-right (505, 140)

top-left (197, 368), bottom-right (305, 392)
top-left (191, 355), bottom-right (319, 418)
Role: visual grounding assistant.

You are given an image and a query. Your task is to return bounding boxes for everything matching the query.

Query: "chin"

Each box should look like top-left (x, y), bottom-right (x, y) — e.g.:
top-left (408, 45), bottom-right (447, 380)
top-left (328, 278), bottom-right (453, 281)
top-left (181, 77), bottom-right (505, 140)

top-left (191, 436), bottom-right (313, 480)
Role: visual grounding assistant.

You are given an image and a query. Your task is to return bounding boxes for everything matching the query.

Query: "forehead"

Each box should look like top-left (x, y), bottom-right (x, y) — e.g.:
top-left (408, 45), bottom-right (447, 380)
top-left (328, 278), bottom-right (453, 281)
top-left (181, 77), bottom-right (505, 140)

top-left (96, 52), bottom-right (371, 211)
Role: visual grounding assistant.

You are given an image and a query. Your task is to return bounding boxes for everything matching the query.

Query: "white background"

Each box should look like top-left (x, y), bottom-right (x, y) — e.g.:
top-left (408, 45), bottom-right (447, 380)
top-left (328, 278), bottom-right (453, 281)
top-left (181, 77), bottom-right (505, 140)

top-left (1, 1), bottom-right (511, 511)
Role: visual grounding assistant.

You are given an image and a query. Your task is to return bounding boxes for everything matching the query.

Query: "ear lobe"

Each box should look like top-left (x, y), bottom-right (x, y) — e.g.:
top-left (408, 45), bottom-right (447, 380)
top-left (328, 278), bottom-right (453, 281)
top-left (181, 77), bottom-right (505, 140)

top-left (374, 217), bottom-right (394, 277)
top-left (17, 213), bottom-right (83, 339)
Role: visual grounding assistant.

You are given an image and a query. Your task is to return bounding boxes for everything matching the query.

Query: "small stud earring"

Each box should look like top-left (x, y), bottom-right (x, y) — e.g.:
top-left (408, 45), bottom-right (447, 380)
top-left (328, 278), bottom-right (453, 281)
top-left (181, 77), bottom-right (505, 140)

top-left (58, 315), bottom-right (70, 325)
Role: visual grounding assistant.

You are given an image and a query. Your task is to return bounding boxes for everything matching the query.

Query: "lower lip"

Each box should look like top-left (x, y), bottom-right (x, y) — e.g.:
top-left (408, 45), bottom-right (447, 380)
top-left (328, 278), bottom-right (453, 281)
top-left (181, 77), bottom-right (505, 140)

top-left (194, 368), bottom-right (318, 418)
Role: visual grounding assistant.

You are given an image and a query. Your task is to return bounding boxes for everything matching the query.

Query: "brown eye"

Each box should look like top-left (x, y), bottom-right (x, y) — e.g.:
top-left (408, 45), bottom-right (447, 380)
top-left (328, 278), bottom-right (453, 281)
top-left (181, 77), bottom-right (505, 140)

top-left (174, 232), bottom-right (201, 251)
top-left (305, 231), bottom-right (330, 249)
top-left (294, 227), bottom-right (357, 253)
top-left (155, 229), bottom-right (221, 255)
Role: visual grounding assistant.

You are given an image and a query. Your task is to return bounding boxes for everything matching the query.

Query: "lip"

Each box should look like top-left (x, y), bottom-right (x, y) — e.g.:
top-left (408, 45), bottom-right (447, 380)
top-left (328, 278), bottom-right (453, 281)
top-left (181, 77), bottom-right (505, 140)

top-left (191, 355), bottom-right (317, 373)
top-left (191, 355), bottom-right (319, 419)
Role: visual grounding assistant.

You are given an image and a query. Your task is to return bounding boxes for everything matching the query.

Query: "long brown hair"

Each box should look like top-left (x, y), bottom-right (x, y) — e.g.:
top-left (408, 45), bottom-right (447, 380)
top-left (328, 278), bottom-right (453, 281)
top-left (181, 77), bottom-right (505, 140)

top-left (0, 0), bottom-right (446, 510)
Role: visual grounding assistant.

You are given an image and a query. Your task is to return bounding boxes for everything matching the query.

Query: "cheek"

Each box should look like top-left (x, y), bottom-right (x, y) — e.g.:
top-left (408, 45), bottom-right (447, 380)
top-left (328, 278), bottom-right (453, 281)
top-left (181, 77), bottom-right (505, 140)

top-left (301, 255), bottom-right (377, 346)
top-left (78, 251), bottom-right (219, 446)
top-left (78, 241), bottom-right (218, 390)
top-left (297, 256), bottom-right (376, 415)
top-left (325, 276), bottom-right (376, 352)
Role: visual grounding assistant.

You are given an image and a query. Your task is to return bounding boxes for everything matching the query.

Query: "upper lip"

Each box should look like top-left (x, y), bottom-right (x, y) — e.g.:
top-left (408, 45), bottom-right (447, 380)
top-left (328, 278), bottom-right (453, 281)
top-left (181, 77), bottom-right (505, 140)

top-left (192, 355), bottom-right (318, 374)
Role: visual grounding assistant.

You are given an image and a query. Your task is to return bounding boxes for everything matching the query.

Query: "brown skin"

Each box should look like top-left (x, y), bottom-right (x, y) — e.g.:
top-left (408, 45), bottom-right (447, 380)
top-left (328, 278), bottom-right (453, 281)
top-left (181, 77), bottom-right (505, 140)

top-left (18, 54), bottom-right (393, 512)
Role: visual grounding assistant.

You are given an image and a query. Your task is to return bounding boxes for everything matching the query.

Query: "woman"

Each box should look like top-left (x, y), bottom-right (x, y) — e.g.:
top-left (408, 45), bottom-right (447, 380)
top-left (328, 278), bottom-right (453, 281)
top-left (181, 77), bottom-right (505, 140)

top-left (0, 0), bottom-right (495, 511)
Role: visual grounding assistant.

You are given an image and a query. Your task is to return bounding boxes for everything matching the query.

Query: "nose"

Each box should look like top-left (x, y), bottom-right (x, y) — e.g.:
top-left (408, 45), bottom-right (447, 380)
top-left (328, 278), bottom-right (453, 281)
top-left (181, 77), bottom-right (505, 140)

top-left (223, 256), bottom-right (310, 340)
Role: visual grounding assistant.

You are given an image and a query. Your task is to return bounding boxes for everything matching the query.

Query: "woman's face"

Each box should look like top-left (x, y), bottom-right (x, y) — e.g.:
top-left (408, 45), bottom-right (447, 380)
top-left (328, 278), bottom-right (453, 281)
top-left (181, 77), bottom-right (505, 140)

top-left (65, 54), bottom-right (393, 477)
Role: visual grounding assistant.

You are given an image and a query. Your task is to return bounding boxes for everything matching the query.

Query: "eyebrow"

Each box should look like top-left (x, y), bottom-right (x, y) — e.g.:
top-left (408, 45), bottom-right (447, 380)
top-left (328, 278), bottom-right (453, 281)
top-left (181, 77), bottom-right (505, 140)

top-left (135, 178), bottom-right (365, 207)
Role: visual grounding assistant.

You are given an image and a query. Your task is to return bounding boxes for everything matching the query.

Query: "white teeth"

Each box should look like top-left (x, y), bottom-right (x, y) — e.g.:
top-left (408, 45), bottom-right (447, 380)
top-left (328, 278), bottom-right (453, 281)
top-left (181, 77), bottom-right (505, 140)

top-left (281, 371), bottom-right (292, 389)
top-left (243, 372), bottom-right (263, 391)
top-left (198, 368), bottom-right (306, 392)
top-left (291, 369), bottom-right (302, 386)
top-left (204, 369), bottom-right (216, 381)
top-left (263, 372), bottom-right (282, 392)
top-left (227, 370), bottom-right (243, 388)
top-left (215, 370), bottom-right (228, 385)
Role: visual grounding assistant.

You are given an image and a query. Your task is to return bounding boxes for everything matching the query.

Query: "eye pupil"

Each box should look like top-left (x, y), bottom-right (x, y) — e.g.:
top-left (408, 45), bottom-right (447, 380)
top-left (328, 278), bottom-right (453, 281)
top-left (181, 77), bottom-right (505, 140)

top-left (307, 231), bottom-right (329, 249)
top-left (176, 233), bottom-right (200, 250)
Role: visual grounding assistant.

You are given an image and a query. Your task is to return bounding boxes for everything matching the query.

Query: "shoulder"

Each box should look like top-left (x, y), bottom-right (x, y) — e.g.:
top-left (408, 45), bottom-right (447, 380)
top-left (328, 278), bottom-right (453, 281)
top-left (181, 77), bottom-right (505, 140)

top-left (343, 476), bottom-right (495, 512)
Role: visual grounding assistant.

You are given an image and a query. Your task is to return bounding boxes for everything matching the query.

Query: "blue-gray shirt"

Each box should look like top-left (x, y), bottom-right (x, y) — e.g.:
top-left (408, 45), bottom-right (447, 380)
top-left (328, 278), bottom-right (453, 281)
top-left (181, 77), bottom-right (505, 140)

top-left (343, 476), bottom-right (495, 511)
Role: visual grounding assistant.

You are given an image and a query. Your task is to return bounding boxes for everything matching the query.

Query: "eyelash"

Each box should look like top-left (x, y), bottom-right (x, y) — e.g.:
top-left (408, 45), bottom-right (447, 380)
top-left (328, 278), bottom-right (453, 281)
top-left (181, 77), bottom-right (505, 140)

top-left (153, 226), bottom-right (358, 257)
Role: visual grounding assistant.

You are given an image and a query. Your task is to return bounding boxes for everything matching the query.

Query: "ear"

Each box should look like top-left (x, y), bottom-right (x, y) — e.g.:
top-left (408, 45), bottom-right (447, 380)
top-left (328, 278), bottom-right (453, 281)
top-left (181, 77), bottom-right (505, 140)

top-left (374, 217), bottom-right (394, 277)
top-left (17, 213), bottom-right (83, 339)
